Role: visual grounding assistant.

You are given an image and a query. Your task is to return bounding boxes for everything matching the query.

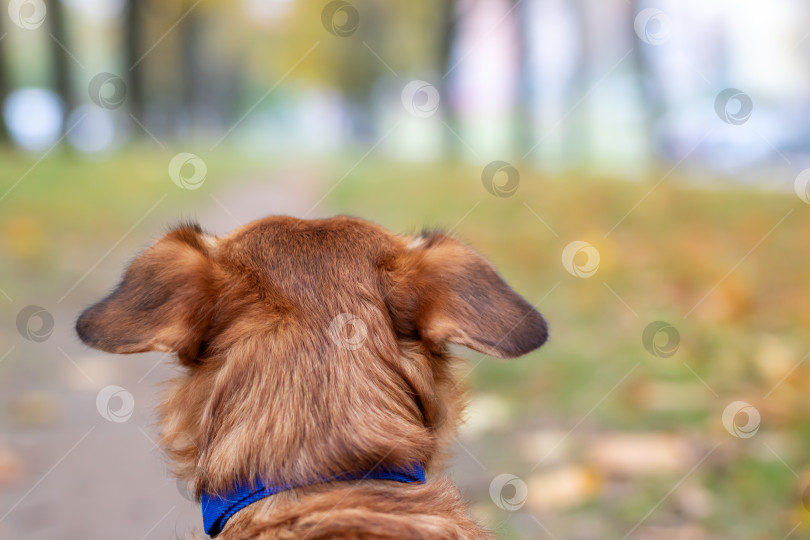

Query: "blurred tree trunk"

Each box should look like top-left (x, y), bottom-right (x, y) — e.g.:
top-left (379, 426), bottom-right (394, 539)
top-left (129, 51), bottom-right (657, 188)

top-left (0, 35), bottom-right (9, 142)
top-left (629, 0), bottom-right (663, 153)
top-left (125, 0), bottom-right (146, 123)
top-left (47, 0), bottom-right (74, 124)
top-left (437, 0), bottom-right (459, 157)
top-left (337, 1), bottom-right (384, 142)
top-left (568, 0), bottom-right (593, 161)
top-left (180, 9), bottom-right (203, 133)
top-left (511, 0), bottom-right (534, 158)
top-left (180, 9), bottom-right (232, 135)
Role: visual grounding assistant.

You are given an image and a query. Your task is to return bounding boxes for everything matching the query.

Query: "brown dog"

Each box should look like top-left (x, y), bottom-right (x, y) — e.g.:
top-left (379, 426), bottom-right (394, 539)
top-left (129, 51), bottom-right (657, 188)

top-left (76, 215), bottom-right (547, 539)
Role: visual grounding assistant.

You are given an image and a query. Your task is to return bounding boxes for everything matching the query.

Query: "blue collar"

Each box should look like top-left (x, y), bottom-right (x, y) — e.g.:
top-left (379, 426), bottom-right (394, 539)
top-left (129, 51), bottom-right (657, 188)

top-left (201, 462), bottom-right (426, 537)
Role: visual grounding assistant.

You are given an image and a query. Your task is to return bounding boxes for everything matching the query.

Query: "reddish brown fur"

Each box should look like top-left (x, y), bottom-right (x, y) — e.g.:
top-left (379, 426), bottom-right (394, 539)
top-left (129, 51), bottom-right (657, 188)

top-left (76, 216), bottom-right (547, 539)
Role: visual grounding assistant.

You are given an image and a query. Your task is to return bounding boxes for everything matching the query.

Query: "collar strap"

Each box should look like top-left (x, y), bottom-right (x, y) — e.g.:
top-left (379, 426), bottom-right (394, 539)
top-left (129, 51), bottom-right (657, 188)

top-left (201, 462), bottom-right (426, 537)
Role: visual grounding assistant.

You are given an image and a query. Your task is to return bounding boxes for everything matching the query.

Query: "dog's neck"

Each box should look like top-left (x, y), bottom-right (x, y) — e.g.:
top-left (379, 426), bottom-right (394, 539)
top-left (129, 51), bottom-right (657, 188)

top-left (159, 333), bottom-right (465, 499)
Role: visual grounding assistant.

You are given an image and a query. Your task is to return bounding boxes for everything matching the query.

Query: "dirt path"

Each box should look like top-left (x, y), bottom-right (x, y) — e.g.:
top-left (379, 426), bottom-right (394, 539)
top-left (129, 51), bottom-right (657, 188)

top-left (0, 169), bottom-right (342, 539)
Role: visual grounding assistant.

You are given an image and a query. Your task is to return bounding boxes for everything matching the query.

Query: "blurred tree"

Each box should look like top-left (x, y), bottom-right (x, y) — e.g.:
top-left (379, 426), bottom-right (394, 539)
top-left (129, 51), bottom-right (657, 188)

top-left (629, 0), bottom-right (663, 156)
top-left (178, 4), bottom-right (241, 135)
top-left (125, 0), bottom-right (146, 123)
top-left (0, 27), bottom-right (8, 141)
top-left (568, 0), bottom-right (593, 160)
top-left (334, 1), bottom-right (387, 140)
top-left (261, 1), bottom-right (444, 141)
top-left (179, 8), bottom-right (203, 132)
top-left (437, 0), bottom-right (460, 156)
top-left (511, 0), bottom-right (534, 157)
top-left (47, 0), bottom-right (74, 127)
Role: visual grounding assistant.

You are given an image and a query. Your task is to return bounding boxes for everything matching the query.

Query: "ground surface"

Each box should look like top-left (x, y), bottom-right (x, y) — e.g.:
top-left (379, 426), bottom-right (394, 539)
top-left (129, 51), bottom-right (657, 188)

top-left (1, 152), bottom-right (809, 539)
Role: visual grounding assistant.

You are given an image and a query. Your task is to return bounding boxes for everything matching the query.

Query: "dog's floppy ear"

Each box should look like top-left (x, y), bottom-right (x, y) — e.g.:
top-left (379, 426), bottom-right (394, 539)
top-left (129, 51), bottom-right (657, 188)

top-left (76, 224), bottom-right (218, 364)
top-left (387, 232), bottom-right (548, 359)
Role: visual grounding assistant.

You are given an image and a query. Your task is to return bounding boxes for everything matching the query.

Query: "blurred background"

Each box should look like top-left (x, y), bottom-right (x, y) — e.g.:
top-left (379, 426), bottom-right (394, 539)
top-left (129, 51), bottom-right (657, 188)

top-left (1, 0), bottom-right (810, 538)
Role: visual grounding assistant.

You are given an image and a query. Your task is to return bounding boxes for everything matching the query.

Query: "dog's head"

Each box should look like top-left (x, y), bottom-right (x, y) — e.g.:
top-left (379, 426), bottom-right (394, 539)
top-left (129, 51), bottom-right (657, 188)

top-left (76, 216), bottom-right (547, 494)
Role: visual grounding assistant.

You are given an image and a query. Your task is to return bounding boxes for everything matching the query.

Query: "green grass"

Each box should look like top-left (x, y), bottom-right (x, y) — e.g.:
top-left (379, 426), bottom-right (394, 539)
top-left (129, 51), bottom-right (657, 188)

top-left (325, 157), bottom-right (810, 539)
top-left (0, 145), bottom-right (283, 302)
